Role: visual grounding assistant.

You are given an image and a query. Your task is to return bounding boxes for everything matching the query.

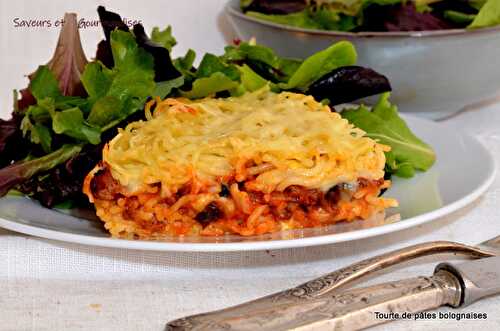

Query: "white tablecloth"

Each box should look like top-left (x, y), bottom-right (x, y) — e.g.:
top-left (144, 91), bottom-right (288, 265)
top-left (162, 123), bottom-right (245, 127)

top-left (1, 1), bottom-right (500, 330)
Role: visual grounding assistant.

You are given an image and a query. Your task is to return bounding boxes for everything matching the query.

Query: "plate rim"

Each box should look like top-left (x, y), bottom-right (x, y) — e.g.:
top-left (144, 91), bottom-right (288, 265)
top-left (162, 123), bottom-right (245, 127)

top-left (0, 115), bottom-right (496, 252)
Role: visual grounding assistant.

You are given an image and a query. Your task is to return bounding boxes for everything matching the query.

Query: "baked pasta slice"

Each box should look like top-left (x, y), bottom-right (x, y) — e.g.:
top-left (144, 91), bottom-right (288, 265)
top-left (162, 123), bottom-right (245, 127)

top-left (83, 88), bottom-right (397, 239)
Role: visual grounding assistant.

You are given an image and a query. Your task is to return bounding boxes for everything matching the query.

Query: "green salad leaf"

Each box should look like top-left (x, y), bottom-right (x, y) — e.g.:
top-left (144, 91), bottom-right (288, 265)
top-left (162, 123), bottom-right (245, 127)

top-left (19, 29), bottom-right (158, 152)
top-left (181, 72), bottom-right (240, 99)
top-left (309, 7), bottom-right (359, 31)
top-left (222, 42), bottom-right (302, 83)
top-left (197, 53), bottom-right (241, 80)
top-left (86, 96), bottom-right (122, 127)
top-left (80, 62), bottom-right (114, 102)
top-left (84, 30), bottom-right (156, 130)
top-left (469, 0), bottom-right (488, 11)
top-left (245, 0), bottom-right (400, 31)
top-left (151, 26), bottom-right (177, 52)
top-left (444, 10), bottom-right (476, 25)
top-left (469, 0), bottom-right (500, 28)
top-left (29, 66), bottom-right (62, 101)
top-left (282, 41), bottom-right (357, 90)
top-left (247, 10), bottom-right (321, 29)
top-left (237, 64), bottom-right (270, 91)
top-left (51, 107), bottom-right (101, 144)
top-left (342, 93), bottom-right (436, 177)
top-left (153, 76), bottom-right (185, 99)
top-left (31, 124), bottom-right (52, 153)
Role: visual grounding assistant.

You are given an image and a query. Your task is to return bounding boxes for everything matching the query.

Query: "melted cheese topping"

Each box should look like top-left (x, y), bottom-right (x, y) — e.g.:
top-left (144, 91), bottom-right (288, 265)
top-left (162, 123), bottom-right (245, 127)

top-left (103, 87), bottom-right (389, 194)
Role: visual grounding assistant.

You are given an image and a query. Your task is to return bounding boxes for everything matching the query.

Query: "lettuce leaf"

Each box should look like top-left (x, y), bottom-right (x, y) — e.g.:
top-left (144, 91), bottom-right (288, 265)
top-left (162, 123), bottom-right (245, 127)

top-left (174, 49), bottom-right (196, 73)
top-left (444, 10), bottom-right (476, 25)
top-left (29, 66), bottom-right (62, 101)
top-left (197, 53), bottom-right (241, 80)
top-left (20, 115), bottom-right (52, 153)
top-left (180, 72), bottom-right (240, 99)
top-left (222, 42), bottom-right (301, 83)
top-left (153, 76), bottom-right (185, 99)
top-left (281, 41), bottom-right (357, 90)
top-left (51, 108), bottom-right (101, 144)
top-left (173, 49), bottom-right (197, 85)
top-left (0, 144), bottom-right (82, 197)
top-left (468, 0), bottom-right (500, 28)
top-left (246, 10), bottom-right (322, 29)
top-left (96, 6), bottom-right (181, 81)
top-left (45, 13), bottom-right (88, 97)
top-left (341, 93), bottom-right (436, 177)
top-left (86, 96), bottom-right (121, 127)
top-left (238, 64), bottom-right (270, 91)
top-left (0, 8), bottom-right (178, 202)
top-left (307, 66), bottom-right (391, 105)
top-left (0, 111), bottom-right (27, 168)
top-left (151, 26), bottom-right (177, 52)
top-left (244, 0), bottom-right (496, 31)
top-left (84, 30), bottom-right (156, 130)
top-left (309, 7), bottom-right (359, 31)
top-left (241, 0), bottom-right (306, 14)
top-left (80, 62), bottom-right (114, 102)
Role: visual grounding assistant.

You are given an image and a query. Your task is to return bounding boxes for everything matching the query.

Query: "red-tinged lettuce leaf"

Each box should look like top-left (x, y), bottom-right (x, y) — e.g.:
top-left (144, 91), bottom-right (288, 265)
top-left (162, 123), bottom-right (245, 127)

top-left (17, 88), bottom-right (37, 112)
top-left (18, 143), bottom-right (103, 208)
top-left (242, 0), bottom-right (306, 14)
top-left (307, 66), bottom-right (392, 105)
top-left (97, 6), bottom-right (129, 41)
top-left (132, 24), bottom-right (181, 81)
top-left (0, 144), bottom-right (82, 197)
top-left (96, 6), bottom-right (181, 81)
top-left (46, 13), bottom-right (88, 97)
top-left (361, 3), bottom-right (454, 31)
top-left (0, 113), bottom-right (29, 168)
top-left (15, 14), bottom-right (88, 112)
top-left (96, 5), bottom-right (130, 68)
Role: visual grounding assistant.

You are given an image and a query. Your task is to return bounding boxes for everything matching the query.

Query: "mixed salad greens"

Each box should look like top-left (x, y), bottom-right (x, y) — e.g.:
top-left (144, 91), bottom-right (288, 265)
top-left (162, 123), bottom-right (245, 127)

top-left (0, 7), bottom-right (435, 209)
top-left (241, 0), bottom-right (500, 32)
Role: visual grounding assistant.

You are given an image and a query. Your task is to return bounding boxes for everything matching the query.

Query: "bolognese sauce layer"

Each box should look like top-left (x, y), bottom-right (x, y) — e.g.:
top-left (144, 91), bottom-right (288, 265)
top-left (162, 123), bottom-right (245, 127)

top-left (84, 163), bottom-right (395, 238)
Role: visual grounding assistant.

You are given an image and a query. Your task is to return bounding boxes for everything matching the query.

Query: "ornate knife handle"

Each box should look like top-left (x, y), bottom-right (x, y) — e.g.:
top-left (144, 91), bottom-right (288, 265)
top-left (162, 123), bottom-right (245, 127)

top-left (166, 270), bottom-right (462, 331)
top-left (165, 241), bottom-right (496, 331)
top-left (288, 240), bottom-right (495, 299)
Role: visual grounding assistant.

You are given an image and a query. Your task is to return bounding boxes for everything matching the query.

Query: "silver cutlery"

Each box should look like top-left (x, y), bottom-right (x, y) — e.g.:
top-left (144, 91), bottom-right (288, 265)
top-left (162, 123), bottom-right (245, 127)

top-left (166, 235), bottom-right (500, 330)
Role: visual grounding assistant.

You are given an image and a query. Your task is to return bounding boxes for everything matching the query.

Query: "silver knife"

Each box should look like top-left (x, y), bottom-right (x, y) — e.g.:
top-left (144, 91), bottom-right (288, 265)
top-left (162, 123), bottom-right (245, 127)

top-left (165, 236), bottom-right (500, 330)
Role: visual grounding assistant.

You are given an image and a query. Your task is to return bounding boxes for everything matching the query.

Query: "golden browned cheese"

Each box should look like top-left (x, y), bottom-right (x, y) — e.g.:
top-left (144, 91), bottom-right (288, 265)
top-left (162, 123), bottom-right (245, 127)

top-left (103, 88), bottom-right (389, 194)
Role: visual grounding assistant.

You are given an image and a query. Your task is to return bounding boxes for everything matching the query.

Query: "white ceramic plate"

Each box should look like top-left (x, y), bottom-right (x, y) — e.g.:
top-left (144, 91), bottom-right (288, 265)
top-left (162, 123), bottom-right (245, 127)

top-left (0, 115), bottom-right (495, 251)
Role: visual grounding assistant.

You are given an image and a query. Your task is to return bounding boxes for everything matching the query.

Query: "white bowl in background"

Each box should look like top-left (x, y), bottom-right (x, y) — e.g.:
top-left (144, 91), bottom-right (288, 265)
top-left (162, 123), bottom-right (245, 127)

top-left (226, 0), bottom-right (500, 118)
